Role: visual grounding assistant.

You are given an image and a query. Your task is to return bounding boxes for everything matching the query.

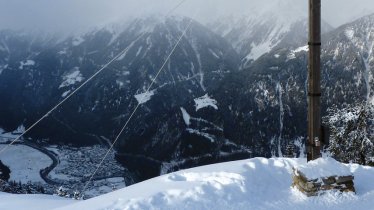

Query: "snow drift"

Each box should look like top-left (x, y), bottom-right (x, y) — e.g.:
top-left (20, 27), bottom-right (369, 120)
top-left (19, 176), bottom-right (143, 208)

top-left (0, 158), bottom-right (374, 210)
top-left (54, 158), bottom-right (374, 210)
top-left (1, 157), bottom-right (374, 210)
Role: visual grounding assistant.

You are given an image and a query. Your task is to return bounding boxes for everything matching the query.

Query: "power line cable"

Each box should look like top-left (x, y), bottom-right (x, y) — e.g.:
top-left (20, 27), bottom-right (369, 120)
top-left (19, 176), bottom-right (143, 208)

top-left (80, 11), bottom-right (196, 198)
top-left (165, 0), bottom-right (187, 16)
top-left (0, 34), bottom-right (145, 155)
top-left (0, 0), bottom-right (189, 156)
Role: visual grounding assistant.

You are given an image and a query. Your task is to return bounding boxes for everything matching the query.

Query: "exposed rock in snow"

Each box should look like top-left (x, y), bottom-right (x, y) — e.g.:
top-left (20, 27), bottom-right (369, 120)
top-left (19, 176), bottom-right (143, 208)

top-left (292, 158), bottom-right (355, 196)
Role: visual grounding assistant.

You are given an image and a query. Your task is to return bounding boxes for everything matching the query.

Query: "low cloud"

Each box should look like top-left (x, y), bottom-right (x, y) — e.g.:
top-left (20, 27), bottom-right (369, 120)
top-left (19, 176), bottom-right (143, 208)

top-left (0, 0), bottom-right (373, 33)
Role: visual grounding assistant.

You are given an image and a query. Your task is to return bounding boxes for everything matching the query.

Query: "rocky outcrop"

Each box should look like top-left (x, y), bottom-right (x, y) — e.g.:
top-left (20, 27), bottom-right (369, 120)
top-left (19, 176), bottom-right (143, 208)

top-left (292, 158), bottom-right (355, 196)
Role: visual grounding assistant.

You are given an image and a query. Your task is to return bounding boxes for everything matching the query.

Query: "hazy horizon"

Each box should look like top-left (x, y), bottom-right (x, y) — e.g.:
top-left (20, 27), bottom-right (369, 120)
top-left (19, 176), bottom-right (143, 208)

top-left (0, 0), bottom-right (373, 33)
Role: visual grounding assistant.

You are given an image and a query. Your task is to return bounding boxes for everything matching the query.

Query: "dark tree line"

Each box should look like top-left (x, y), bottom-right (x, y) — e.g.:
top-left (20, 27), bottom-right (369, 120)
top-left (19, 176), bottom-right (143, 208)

top-left (0, 160), bottom-right (10, 181)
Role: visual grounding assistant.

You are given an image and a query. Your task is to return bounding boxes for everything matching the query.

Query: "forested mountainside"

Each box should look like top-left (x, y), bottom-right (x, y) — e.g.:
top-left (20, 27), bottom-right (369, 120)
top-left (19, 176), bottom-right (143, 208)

top-left (0, 14), bottom-right (373, 182)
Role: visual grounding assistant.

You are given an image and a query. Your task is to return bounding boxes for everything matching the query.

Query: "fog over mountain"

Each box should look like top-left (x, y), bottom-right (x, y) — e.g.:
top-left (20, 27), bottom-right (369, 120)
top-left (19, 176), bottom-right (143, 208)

top-left (0, 0), bottom-right (373, 33)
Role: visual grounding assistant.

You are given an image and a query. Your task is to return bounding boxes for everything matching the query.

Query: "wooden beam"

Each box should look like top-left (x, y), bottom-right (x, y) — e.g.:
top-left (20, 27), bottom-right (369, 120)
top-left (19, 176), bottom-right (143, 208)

top-left (307, 0), bottom-right (322, 161)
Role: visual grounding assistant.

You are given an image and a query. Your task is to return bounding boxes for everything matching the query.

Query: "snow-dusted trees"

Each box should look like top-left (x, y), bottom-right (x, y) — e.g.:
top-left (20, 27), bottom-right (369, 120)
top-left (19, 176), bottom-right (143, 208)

top-left (0, 160), bottom-right (10, 181)
top-left (56, 186), bottom-right (84, 200)
top-left (324, 103), bottom-right (374, 165)
top-left (0, 180), bottom-right (45, 194)
top-left (56, 186), bottom-right (69, 197)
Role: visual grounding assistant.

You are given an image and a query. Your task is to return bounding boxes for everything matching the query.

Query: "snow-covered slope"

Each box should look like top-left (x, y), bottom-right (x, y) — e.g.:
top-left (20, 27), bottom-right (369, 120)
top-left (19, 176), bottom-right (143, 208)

top-left (323, 103), bottom-right (374, 165)
top-left (205, 13), bottom-right (374, 159)
top-left (0, 15), bottom-right (243, 182)
top-left (44, 157), bottom-right (374, 210)
top-left (0, 192), bottom-right (75, 210)
top-left (1, 11), bottom-right (374, 198)
top-left (208, 0), bottom-right (331, 66)
top-left (0, 158), bottom-right (373, 210)
top-left (208, 0), bottom-right (332, 68)
top-left (324, 14), bottom-right (374, 103)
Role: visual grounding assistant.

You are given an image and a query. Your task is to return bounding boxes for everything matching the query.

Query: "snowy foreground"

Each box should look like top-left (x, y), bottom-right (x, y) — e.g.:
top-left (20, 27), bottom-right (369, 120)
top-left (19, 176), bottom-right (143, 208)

top-left (0, 192), bottom-right (76, 210)
top-left (2, 157), bottom-right (374, 210)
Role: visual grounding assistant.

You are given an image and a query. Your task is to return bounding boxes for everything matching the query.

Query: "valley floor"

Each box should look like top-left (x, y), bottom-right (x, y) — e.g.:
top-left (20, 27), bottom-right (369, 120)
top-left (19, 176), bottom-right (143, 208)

top-left (0, 128), bottom-right (127, 197)
top-left (1, 157), bottom-right (374, 210)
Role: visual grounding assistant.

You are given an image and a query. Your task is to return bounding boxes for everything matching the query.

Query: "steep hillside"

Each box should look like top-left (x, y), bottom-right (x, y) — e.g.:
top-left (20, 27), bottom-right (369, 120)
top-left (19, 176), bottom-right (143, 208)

top-left (208, 1), bottom-right (332, 68)
top-left (1, 14), bottom-right (374, 185)
top-left (0, 16), bottom-right (244, 181)
top-left (207, 14), bottom-right (374, 158)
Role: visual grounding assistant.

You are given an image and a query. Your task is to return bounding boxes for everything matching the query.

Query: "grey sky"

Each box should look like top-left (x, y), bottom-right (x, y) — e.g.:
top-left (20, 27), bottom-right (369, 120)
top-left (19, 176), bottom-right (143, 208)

top-left (0, 0), bottom-right (373, 33)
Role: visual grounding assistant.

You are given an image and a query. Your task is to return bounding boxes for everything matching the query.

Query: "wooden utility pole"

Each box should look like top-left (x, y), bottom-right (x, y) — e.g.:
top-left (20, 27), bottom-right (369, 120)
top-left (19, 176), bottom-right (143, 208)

top-left (307, 0), bottom-right (322, 161)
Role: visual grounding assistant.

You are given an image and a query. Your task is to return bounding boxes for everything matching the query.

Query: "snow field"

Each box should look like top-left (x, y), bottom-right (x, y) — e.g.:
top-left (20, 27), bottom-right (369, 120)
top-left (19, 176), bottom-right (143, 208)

top-left (134, 90), bottom-right (155, 104)
top-left (53, 158), bottom-right (374, 210)
top-left (0, 144), bottom-right (52, 184)
top-left (194, 94), bottom-right (218, 111)
top-left (0, 192), bottom-right (75, 210)
top-left (59, 67), bottom-right (84, 88)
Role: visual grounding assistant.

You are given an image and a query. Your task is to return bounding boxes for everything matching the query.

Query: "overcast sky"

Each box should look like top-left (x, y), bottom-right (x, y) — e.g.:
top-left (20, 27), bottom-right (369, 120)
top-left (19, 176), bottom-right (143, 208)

top-left (0, 0), bottom-right (373, 33)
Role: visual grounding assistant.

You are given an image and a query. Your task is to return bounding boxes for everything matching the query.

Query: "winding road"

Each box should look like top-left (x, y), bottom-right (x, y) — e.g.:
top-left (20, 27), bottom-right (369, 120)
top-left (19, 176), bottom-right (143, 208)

top-left (0, 138), bottom-right (127, 188)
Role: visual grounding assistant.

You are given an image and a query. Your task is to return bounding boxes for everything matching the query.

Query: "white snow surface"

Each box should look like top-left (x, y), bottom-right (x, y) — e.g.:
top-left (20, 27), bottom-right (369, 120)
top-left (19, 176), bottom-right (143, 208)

top-left (293, 45), bottom-right (309, 53)
top-left (345, 29), bottom-right (355, 39)
top-left (134, 90), bottom-right (155, 104)
top-left (46, 157), bottom-right (374, 210)
top-left (180, 107), bottom-right (191, 126)
top-left (1, 158), bottom-right (374, 210)
top-left (59, 68), bottom-right (84, 88)
top-left (19, 60), bottom-right (35, 70)
top-left (287, 45), bottom-right (309, 61)
top-left (194, 94), bottom-right (218, 111)
top-left (186, 128), bottom-right (215, 142)
top-left (210, 0), bottom-right (307, 62)
top-left (295, 157), bottom-right (352, 179)
top-left (0, 192), bottom-right (75, 210)
top-left (248, 41), bottom-right (273, 60)
top-left (0, 144), bottom-right (52, 183)
top-left (61, 90), bottom-right (71, 98)
top-left (72, 36), bottom-right (85, 46)
top-left (0, 64), bottom-right (8, 75)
